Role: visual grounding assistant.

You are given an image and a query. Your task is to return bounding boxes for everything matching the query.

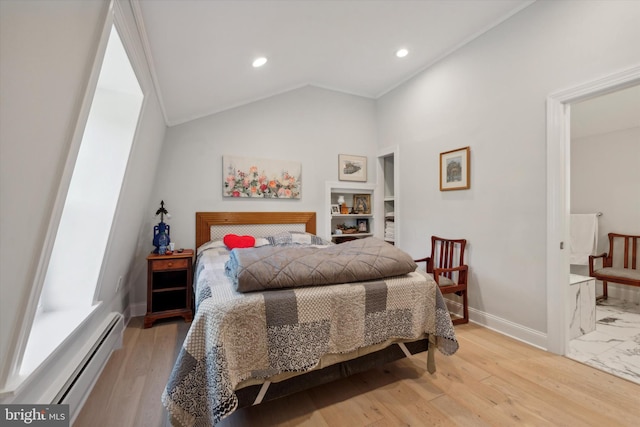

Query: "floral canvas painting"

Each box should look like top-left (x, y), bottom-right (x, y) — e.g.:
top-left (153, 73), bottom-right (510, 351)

top-left (223, 156), bottom-right (302, 198)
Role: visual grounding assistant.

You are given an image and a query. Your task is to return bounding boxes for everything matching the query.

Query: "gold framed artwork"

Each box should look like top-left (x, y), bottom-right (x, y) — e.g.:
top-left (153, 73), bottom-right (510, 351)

top-left (338, 154), bottom-right (367, 182)
top-left (352, 194), bottom-right (371, 214)
top-left (440, 146), bottom-right (470, 191)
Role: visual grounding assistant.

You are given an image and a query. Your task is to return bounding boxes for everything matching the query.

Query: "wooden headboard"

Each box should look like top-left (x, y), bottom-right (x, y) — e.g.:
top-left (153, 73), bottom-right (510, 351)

top-left (195, 212), bottom-right (317, 249)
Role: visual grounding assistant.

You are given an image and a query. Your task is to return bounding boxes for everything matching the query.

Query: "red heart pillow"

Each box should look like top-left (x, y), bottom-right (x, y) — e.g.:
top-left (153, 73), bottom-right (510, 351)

top-left (223, 234), bottom-right (255, 249)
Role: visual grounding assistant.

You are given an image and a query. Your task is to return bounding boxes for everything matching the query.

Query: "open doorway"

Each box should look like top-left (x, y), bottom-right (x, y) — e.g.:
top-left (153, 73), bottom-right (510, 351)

top-left (545, 65), bottom-right (640, 358)
top-left (565, 85), bottom-right (640, 384)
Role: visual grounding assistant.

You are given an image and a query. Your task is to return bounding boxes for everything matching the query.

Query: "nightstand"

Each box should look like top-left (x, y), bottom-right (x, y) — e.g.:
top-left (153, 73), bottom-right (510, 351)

top-left (144, 249), bottom-right (194, 328)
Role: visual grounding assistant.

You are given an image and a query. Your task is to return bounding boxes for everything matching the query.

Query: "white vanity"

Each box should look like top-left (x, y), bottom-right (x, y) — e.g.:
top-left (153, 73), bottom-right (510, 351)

top-left (569, 274), bottom-right (596, 339)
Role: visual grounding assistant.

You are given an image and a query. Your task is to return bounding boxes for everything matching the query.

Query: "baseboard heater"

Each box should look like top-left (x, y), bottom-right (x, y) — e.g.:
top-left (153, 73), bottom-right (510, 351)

top-left (53, 312), bottom-right (124, 422)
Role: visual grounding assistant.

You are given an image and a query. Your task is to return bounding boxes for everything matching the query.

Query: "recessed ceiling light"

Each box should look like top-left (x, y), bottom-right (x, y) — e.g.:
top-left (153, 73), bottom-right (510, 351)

top-left (396, 48), bottom-right (409, 58)
top-left (252, 57), bottom-right (267, 68)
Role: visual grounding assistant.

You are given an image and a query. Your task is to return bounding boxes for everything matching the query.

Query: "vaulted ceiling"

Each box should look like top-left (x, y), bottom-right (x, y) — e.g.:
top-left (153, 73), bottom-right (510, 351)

top-left (134, 0), bottom-right (535, 126)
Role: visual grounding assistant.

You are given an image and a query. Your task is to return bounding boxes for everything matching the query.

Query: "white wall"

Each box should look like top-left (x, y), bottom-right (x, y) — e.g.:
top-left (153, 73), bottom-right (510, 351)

top-left (130, 86), bottom-right (377, 309)
top-left (375, 0), bottom-right (640, 336)
top-left (571, 126), bottom-right (640, 301)
top-left (0, 0), bottom-right (166, 391)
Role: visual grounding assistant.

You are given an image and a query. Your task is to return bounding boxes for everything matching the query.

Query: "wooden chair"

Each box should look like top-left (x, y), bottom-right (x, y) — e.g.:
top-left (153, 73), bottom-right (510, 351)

top-left (415, 236), bottom-right (469, 325)
top-left (589, 233), bottom-right (640, 299)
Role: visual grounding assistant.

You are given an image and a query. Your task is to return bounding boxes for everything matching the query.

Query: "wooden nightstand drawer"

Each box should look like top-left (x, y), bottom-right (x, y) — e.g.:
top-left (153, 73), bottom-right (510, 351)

top-left (151, 258), bottom-right (188, 271)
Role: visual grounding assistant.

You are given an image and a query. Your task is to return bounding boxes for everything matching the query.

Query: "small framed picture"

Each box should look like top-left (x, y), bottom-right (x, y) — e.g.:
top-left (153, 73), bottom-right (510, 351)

top-left (357, 218), bottom-right (369, 233)
top-left (352, 194), bottom-right (371, 214)
top-left (440, 146), bottom-right (470, 191)
top-left (338, 154), bottom-right (367, 182)
top-left (331, 204), bottom-right (340, 215)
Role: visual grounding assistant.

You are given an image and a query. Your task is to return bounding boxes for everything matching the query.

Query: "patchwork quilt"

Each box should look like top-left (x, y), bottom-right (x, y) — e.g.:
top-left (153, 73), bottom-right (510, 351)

top-left (162, 242), bottom-right (458, 426)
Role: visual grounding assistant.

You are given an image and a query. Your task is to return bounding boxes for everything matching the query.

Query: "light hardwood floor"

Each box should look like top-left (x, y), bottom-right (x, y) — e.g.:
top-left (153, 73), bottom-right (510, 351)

top-left (75, 317), bottom-right (640, 426)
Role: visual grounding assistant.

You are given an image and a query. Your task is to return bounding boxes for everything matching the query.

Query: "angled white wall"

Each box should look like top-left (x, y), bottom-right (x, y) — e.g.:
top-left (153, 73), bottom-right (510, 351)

top-left (0, 0), bottom-right (110, 389)
top-left (0, 0), bottom-right (166, 393)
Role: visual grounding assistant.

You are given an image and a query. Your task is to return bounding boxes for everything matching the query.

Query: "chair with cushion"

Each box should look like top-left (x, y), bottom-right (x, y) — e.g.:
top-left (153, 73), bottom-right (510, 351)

top-left (589, 233), bottom-right (640, 299)
top-left (414, 236), bottom-right (469, 324)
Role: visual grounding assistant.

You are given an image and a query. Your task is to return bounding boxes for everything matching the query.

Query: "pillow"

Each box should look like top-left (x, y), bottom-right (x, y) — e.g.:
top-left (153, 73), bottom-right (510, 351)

top-left (266, 231), bottom-right (332, 247)
top-left (254, 237), bottom-right (271, 247)
top-left (223, 234), bottom-right (256, 249)
top-left (197, 239), bottom-right (227, 256)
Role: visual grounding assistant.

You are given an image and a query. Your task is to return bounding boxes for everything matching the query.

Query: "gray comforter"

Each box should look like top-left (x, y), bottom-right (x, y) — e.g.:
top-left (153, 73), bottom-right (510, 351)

top-left (226, 237), bottom-right (418, 292)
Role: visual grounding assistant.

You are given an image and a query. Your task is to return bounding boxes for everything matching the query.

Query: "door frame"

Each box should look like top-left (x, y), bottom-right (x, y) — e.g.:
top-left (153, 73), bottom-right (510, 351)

top-left (545, 64), bottom-right (640, 354)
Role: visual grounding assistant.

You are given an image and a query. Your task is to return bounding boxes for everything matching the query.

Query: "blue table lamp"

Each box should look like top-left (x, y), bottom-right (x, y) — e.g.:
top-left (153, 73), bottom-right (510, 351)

top-left (153, 200), bottom-right (171, 254)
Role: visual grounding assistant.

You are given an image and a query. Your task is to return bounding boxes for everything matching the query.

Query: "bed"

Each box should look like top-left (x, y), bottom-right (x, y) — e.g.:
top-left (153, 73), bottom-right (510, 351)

top-left (162, 212), bottom-right (458, 426)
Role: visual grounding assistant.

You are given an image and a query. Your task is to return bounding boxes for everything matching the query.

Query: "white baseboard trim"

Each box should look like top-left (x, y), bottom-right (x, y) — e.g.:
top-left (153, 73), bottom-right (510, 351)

top-left (0, 311), bottom-right (124, 423)
top-left (62, 313), bottom-right (124, 425)
top-left (444, 299), bottom-right (548, 351)
top-left (129, 302), bottom-right (146, 318)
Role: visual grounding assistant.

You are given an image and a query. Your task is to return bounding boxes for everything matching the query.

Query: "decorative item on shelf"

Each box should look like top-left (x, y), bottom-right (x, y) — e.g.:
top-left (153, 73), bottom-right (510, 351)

top-left (337, 195), bottom-right (349, 214)
top-left (152, 200), bottom-right (171, 254)
top-left (336, 223), bottom-right (358, 234)
top-left (353, 194), bottom-right (371, 214)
